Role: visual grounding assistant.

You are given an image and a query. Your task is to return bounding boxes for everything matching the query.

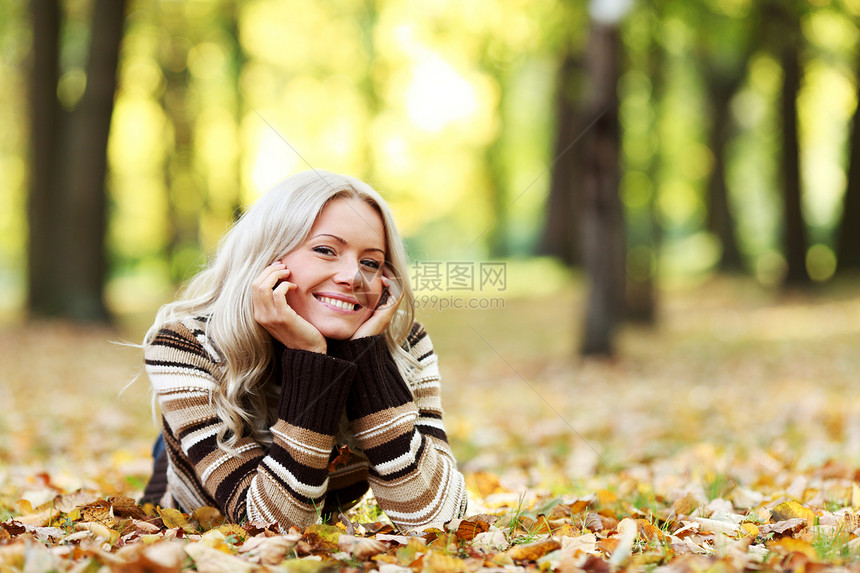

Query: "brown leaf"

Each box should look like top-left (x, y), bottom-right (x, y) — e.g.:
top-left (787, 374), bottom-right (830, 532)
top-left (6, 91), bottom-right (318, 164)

top-left (81, 499), bottom-right (117, 528)
top-left (671, 493), bottom-right (700, 517)
top-left (0, 521), bottom-right (26, 538)
top-left (506, 538), bottom-right (561, 562)
top-left (759, 518), bottom-right (807, 537)
top-left (338, 534), bottom-right (388, 560)
top-left (455, 519), bottom-right (489, 541)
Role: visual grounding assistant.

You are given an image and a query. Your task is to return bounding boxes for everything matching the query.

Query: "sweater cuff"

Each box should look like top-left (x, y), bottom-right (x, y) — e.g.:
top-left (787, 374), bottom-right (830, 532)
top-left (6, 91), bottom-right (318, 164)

top-left (331, 336), bottom-right (413, 421)
top-left (278, 347), bottom-right (356, 435)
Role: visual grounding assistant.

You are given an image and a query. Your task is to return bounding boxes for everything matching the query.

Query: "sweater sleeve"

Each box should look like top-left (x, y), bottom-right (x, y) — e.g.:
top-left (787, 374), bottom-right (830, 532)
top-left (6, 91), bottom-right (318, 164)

top-left (145, 319), bottom-right (354, 528)
top-left (330, 325), bottom-right (468, 530)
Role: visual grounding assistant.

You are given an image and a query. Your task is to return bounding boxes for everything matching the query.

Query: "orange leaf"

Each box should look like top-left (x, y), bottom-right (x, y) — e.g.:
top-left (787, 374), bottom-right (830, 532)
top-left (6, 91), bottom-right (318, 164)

top-left (455, 519), bottom-right (489, 541)
top-left (506, 539), bottom-right (561, 562)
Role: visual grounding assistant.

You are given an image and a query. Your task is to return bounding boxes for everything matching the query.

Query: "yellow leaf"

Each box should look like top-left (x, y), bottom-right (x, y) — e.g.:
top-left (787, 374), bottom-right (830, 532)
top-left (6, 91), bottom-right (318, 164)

top-left (217, 523), bottom-right (248, 542)
top-left (75, 521), bottom-right (120, 544)
top-left (597, 490), bottom-right (618, 507)
top-left (771, 501), bottom-right (816, 526)
top-left (157, 507), bottom-right (195, 532)
top-left (852, 483), bottom-right (860, 508)
top-left (768, 537), bottom-right (818, 561)
top-left (193, 506), bottom-right (226, 530)
top-left (424, 550), bottom-right (469, 573)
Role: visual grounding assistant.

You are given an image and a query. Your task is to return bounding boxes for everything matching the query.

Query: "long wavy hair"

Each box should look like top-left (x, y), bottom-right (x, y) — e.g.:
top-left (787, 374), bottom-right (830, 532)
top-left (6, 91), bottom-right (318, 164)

top-left (145, 170), bottom-right (416, 452)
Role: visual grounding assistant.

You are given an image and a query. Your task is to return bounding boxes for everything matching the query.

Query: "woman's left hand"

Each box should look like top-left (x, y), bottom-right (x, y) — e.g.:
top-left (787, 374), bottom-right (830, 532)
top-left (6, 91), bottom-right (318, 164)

top-left (351, 273), bottom-right (403, 339)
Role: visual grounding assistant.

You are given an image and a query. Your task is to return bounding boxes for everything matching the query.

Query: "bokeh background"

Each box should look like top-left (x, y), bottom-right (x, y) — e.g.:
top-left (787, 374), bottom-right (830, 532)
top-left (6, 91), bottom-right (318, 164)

top-left (3, 0), bottom-right (860, 504)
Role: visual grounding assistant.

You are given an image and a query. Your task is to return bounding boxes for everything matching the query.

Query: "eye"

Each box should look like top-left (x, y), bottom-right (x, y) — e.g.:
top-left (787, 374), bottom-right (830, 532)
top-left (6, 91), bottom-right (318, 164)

top-left (361, 259), bottom-right (381, 270)
top-left (312, 245), bottom-right (336, 256)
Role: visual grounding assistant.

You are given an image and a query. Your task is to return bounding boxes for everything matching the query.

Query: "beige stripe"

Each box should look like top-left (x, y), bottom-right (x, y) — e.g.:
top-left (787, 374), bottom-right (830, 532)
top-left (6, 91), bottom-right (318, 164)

top-left (271, 420), bottom-right (335, 453)
top-left (352, 403), bottom-right (416, 449)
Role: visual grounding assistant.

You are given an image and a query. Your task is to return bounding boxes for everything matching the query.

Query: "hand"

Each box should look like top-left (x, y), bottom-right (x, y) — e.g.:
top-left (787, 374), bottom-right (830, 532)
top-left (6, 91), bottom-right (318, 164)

top-left (351, 273), bottom-right (403, 340)
top-left (252, 262), bottom-right (327, 353)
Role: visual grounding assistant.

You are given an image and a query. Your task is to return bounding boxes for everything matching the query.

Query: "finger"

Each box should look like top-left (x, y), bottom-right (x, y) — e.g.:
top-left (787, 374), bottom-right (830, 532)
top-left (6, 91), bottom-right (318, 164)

top-left (252, 264), bottom-right (288, 290)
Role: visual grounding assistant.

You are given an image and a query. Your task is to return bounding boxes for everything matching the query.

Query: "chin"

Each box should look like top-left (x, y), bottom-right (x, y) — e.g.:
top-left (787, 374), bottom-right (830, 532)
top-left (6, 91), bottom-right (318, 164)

top-left (316, 321), bottom-right (360, 341)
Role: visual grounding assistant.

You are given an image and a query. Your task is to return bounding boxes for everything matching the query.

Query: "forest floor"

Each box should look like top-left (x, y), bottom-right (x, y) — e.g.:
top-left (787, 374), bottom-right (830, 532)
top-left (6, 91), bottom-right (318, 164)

top-left (2, 277), bottom-right (860, 571)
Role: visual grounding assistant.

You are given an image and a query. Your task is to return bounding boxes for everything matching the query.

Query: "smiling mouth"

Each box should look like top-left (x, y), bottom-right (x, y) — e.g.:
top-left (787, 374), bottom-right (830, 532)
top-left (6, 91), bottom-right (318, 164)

top-left (315, 295), bottom-right (361, 312)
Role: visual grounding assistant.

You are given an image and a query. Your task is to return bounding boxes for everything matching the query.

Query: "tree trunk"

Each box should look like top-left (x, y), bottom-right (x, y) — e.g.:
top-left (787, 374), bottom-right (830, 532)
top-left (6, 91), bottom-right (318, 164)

top-left (540, 49), bottom-right (582, 266)
top-left (762, 3), bottom-right (810, 286)
top-left (580, 22), bottom-right (625, 357)
top-left (705, 79), bottom-right (744, 273)
top-left (60, 0), bottom-right (127, 320)
top-left (159, 4), bottom-right (201, 286)
top-left (27, 0), bottom-right (126, 321)
top-left (780, 36), bottom-right (809, 286)
top-left (836, 58), bottom-right (860, 274)
top-left (27, 0), bottom-right (63, 316)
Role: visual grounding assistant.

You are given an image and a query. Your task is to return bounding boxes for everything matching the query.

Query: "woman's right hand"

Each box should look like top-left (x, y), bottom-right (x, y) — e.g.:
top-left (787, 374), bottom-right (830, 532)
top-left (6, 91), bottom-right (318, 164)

top-left (252, 263), bottom-right (327, 354)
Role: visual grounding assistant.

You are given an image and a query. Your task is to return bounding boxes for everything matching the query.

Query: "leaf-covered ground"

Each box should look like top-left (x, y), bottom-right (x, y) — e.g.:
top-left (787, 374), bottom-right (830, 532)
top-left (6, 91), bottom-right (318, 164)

top-left (3, 278), bottom-right (860, 571)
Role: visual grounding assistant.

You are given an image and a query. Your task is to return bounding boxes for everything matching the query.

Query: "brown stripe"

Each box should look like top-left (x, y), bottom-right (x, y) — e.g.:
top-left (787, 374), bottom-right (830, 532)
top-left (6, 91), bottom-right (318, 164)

top-left (351, 403), bottom-right (417, 450)
top-left (272, 420), bottom-right (335, 452)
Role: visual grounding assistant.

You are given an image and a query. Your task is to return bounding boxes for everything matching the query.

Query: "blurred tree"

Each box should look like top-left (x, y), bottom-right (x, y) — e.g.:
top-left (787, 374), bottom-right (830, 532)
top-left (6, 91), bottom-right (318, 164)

top-left (540, 47), bottom-right (584, 266)
top-left (579, 7), bottom-right (627, 357)
top-left (158, 3), bottom-right (203, 285)
top-left (764, 1), bottom-right (810, 286)
top-left (621, 1), bottom-right (662, 324)
top-left (836, 51), bottom-right (860, 275)
top-left (27, 0), bottom-right (127, 321)
top-left (696, 4), bottom-right (759, 274)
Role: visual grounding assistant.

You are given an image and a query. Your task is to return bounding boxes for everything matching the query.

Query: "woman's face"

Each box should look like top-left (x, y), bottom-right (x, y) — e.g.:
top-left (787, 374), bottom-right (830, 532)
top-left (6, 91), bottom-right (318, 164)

top-left (278, 197), bottom-right (387, 340)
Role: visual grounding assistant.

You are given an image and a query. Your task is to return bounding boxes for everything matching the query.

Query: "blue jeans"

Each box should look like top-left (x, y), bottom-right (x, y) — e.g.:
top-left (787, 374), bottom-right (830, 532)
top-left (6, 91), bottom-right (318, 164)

top-left (152, 433), bottom-right (166, 462)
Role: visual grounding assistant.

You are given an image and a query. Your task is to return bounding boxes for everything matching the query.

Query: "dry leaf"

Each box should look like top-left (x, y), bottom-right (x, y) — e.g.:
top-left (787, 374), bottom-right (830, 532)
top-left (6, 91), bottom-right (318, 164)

top-left (338, 534), bottom-right (388, 560)
top-left (506, 538), bottom-right (561, 561)
top-left (185, 542), bottom-right (256, 573)
top-left (455, 519), bottom-right (490, 541)
top-left (157, 507), bottom-right (195, 533)
top-left (607, 518), bottom-right (637, 569)
top-left (239, 533), bottom-right (300, 565)
top-left (771, 501), bottom-right (816, 525)
top-left (423, 550), bottom-right (469, 573)
top-left (472, 529), bottom-right (509, 552)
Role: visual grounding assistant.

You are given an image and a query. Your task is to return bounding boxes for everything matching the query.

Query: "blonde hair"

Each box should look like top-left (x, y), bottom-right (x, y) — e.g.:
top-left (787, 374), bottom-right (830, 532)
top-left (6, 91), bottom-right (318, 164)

top-left (145, 170), bottom-right (416, 452)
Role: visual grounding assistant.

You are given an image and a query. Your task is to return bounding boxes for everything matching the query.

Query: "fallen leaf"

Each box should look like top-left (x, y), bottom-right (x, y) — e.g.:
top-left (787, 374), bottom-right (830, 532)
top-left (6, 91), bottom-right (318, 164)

top-left (455, 519), bottom-right (489, 541)
top-left (338, 534), bottom-right (388, 560)
top-left (423, 550), bottom-right (469, 572)
top-left (759, 518), bottom-right (807, 536)
top-left (771, 501), bottom-right (816, 525)
top-left (157, 507), bottom-right (195, 533)
top-left (472, 529), bottom-right (509, 552)
top-left (185, 542), bottom-right (255, 572)
top-left (767, 537), bottom-right (818, 561)
top-left (192, 506), bottom-right (226, 530)
top-left (506, 538), bottom-right (561, 561)
top-left (607, 517), bottom-right (637, 570)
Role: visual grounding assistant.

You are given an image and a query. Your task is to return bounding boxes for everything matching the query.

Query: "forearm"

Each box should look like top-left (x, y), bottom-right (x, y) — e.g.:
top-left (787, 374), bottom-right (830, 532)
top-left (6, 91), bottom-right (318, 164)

top-left (332, 335), bottom-right (468, 529)
top-left (149, 325), bottom-right (354, 527)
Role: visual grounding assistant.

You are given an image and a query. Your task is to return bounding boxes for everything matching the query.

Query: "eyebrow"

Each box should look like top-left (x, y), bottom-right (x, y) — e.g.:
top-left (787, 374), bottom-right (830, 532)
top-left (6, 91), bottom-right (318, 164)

top-left (311, 233), bottom-right (385, 255)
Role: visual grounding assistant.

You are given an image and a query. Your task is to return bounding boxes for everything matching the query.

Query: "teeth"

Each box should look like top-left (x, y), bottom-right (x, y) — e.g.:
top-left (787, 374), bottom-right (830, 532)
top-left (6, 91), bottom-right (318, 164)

top-left (319, 296), bottom-right (357, 311)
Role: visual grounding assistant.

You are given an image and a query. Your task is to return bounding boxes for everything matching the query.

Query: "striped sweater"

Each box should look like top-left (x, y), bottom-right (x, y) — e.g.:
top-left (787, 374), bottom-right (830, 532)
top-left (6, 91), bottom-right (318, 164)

top-left (144, 316), bottom-right (468, 530)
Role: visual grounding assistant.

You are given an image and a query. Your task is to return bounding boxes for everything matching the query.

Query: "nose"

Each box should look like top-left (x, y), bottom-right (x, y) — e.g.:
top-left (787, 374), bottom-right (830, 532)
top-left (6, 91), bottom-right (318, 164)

top-left (333, 259), bottom-right (362, 289)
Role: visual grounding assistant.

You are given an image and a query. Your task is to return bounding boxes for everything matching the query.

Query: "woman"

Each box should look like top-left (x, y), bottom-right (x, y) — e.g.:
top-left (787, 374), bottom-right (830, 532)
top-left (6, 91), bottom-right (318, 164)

top-left (140, 170), bottom-right (468, 530)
